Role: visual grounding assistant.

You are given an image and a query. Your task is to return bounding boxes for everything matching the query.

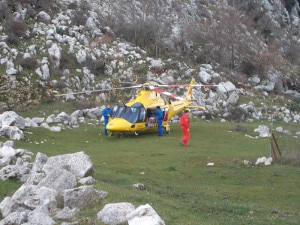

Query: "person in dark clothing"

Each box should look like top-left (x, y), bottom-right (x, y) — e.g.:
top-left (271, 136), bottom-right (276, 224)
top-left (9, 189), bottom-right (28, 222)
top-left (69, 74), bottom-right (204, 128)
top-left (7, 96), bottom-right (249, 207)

top-left (155, 106), bottom-right (164, 136)
top-left (102, 104), bottom-right (113, 135)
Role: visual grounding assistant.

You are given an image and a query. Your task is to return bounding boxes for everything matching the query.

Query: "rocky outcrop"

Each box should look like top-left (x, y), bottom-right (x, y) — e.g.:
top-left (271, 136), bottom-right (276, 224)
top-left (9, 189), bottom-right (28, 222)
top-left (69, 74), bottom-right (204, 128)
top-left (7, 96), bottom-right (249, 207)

top-left (0, 148), bottom-right (108, 224)
top-left (0, 143), bottom-right (166, 225)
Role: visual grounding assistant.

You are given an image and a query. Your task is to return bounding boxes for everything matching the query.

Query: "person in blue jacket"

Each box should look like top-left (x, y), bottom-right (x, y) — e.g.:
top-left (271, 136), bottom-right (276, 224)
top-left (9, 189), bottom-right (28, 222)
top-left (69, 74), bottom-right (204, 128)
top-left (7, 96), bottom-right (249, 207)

top-left (155, 106), bottom-right (164, 136)
top-left (102, 104), bottom-right (113, 135)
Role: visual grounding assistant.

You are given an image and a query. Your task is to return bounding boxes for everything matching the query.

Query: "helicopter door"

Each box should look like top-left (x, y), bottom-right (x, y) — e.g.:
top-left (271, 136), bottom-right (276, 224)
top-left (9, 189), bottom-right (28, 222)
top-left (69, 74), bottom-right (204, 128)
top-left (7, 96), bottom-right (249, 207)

top-left (145, 108), bottom-right (156, 127)
top-left (163, 107), bottom-right (169, 121)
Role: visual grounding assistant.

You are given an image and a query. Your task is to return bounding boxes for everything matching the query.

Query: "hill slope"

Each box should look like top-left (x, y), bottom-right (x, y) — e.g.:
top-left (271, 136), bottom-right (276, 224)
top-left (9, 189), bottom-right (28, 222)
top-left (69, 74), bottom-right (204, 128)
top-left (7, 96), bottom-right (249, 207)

top-left (0, 0), bottom-right (299, 118)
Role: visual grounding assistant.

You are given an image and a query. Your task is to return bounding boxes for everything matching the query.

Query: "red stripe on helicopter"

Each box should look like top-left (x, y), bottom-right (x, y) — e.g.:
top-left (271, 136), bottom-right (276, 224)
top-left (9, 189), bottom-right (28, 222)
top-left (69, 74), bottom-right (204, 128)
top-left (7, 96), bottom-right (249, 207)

top-left (151, 87), bottom-right (184, 100)
top-left (157, 84), bottom-right (219, 87)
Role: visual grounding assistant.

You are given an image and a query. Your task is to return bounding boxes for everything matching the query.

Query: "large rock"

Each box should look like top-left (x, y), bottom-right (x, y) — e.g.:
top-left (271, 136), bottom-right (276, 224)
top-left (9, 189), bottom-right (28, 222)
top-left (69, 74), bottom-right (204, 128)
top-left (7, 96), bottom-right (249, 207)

top-left (254, 125), bottom-right (271, 137)
top-left (0, 197), bottom-right (29, 218)
top-left (31, 152), bottom-right (49, 173)
top-left (42, 151), bottom-right (94, 178)
top-left (11, 185), bottom-right (58, 211)
top-left (0, 145), bottom-right (16, 158)
top-left (0, 126), bottom-right (24, 140)
top-left (26, 210), bottom-right (56, 225)
top-left (54, 207), bottom-right (80, 220)
top-left (217, 81), bottom-right (236, 97)
top-left (0, 158), bottom-right (31, 180)
top-left (64, 185), bottom-right (108, 209)
top-left (126, 204), bottom-right (166, 225)
top-left (97, 202), bottom-right (135, 225)
top-left (0, 211), bottom-right (27, 225)
top-left (37, 168), bottom-right (77, 195)
top-left (0, 111), bottom-right (25, 128)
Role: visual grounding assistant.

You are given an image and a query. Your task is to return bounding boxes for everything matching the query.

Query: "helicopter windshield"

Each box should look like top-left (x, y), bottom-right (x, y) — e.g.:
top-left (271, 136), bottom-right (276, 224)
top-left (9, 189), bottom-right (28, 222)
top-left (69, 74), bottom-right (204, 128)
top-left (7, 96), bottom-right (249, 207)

top-left (112, 103), bottom-right (145, 123)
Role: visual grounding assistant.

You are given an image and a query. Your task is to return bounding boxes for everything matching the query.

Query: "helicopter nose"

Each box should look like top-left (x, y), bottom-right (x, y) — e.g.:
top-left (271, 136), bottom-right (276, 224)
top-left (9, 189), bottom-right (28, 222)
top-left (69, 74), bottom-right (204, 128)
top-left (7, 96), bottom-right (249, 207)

top-left (106, 118), bottom-right (132, 132)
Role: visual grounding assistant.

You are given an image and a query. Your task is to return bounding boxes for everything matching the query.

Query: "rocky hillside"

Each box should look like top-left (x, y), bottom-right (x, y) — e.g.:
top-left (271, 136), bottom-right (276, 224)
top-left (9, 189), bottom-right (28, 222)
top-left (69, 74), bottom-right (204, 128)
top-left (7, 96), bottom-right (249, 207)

top-left (0, 0), bottom-right (299, 120)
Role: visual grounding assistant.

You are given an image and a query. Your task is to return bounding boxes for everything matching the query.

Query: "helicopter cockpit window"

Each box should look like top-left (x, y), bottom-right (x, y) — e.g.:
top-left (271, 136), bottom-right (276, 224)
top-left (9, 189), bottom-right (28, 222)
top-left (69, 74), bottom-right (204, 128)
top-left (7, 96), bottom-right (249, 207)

top-left (112, 105), bottom-right (126, 118)
top-left (112, 103), bottom-right (145, 123)
top-left (138, 108), bottom-right (146, 122)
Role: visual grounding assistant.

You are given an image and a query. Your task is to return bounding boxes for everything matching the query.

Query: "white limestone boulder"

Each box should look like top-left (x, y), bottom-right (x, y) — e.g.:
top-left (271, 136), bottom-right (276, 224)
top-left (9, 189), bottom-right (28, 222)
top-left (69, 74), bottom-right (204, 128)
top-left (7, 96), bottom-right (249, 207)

top-left (64, 185), bottom-right (108, 209)
top-left (97, 202), bottom-right (135, 225)
top-left (42, 151), bottom-right (94, 178)
top-left (126, 204), bottom-right (166, 225)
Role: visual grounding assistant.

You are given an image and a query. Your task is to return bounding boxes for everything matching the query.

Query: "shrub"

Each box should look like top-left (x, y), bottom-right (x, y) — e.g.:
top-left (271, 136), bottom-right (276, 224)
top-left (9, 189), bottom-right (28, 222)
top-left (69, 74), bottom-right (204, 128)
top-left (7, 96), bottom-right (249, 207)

top-left (33, 0), bottom-right (56, 14)
top-left (226, 106), bottom-right (247, 122)
top-left (72, 100), bottom-right (96, 110)
top-left (67, 2), bottom-right (78, 10)
top-left (17, 56), bottom-right (38, 70)
top-left (51, 81), bottom-right (67, 91)
top-left (84, 56), bottom-right (106, 76)
top-left (0, 1), bottom-right (10, 22)
top-left (49, 66), bottom-right (64, 79)
top-left (277, 149), bottom-right (300, 167)
top-left (5, 33), bottom-right (19, 45)
top-left (286, 44), bottom-right (300, 64)
top-left (226, 72), bottom-right (246, 86)
top-left (71, 10), bottom-right (87, 26)
top-left (287, 97), bottom-right (300, 112)
top-left (133, 64), bottom-right (149, 76)
top-left (240, 60), bottom-right (256, 76)
top-left (60, 51), bottom-right (76, 70)
top-left (285, 0), bottom-right (297, 13)
top-left (40, 96), bottom-right (55, 104)
top-left (4, 17), bottom-right (28, 42)
top-left (56, 26), bottom-right (67, 36)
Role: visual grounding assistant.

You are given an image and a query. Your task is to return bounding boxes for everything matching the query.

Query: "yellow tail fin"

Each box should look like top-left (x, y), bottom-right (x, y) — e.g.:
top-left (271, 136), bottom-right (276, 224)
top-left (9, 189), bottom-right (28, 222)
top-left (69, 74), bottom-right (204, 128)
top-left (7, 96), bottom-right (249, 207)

top-left (185, 78), bottom-right (195, 100)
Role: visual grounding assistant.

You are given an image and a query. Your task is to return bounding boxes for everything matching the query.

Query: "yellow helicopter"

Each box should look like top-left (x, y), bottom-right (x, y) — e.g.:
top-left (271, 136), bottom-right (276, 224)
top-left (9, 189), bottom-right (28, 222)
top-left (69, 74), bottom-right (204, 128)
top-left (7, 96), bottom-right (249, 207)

top-left (105, 78), bottom-right (209, 137)
top-left (56, 78), bottom-right (216, 137)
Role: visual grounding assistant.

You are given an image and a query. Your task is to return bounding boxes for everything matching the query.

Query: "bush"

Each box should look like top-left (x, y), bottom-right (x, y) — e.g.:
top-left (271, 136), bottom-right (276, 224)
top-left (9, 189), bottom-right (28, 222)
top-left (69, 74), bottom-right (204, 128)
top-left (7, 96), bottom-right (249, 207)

top-left (4, 17), bottom-right (28, 40)
top-left (285, 0), bottom-right (297, 13)
top-left (132, 64), bottom-right (149, 76)
top-left (3, 16), bottom-right (31, 45)
top-left (49, 66), bottom-right (64, 79)
top-left (226, 71), bottom-right (246, 86)
top-left (32, 0), bottom-right (57, 15)
top-left (51, 81), bottom-right (67, 91)
top-left (17, 56), bottom-right (38, 70)
top-left (71, 10), bottom-right (87, 26)
top-left (56, 26), bottom-right (67, 36)
top-left (40, 96), bottom-right (55, 104)
top-left (277, 149), bottom-right (300, 167)
top-left (67, 2), bottom-right (78, 10)
top-left (84, 56), bottom-right (106, 76)
top-left (226, 106), bottom-right (247, 122)
top-left (60, 51), bottom-right (76, 70)
top-left (287, 97), bottom-right (300, 112)
top-left (240, 60), bottom-right (256, 76)
top-left (0, 1), bottom-right (10, 22)
top-left (72, 100), bottom-right (96, 110)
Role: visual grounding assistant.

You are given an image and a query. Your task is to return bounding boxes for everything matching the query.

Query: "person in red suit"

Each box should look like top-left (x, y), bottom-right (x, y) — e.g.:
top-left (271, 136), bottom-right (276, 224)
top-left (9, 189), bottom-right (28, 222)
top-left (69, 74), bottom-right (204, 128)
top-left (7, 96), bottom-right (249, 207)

top-left (179, 110), bottom-right (190, 146)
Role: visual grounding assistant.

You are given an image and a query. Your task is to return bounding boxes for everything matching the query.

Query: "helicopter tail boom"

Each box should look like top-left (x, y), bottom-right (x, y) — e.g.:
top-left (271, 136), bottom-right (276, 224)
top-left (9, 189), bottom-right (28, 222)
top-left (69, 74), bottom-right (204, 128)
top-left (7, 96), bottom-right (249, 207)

top-left (185, 78), bottom-right (196, 100)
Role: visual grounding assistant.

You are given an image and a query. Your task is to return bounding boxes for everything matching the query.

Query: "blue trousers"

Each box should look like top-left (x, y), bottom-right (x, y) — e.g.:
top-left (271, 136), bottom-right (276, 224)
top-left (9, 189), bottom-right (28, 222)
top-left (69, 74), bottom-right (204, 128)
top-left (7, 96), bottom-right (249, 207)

top-left (104, 119), bottom-right (109, 135)
top-left (157, 119), bottom-right (163, 136)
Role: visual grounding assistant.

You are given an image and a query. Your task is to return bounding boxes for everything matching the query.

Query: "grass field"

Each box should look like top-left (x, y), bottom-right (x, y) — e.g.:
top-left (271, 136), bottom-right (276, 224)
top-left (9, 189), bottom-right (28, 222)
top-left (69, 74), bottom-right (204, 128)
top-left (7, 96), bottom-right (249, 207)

top-left (1, 110), bottom-right (299, 224)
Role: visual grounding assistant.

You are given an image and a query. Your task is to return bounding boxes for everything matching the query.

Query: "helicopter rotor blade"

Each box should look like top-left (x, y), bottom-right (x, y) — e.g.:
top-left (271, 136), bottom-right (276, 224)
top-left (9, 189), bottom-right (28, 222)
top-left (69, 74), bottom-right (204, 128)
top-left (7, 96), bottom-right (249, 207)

top-left (191, 84), bottom-right (220, 87)
top-left (54, 81), bottom-right (220, 97)
top-left (150, 87), bottom-right (184, 100)
top-left (155, 84), bottom-right (189, 87)
top-left (54, 86), bottom-right (141, 97)
top-left (154, 83), bottom-right (219, 88)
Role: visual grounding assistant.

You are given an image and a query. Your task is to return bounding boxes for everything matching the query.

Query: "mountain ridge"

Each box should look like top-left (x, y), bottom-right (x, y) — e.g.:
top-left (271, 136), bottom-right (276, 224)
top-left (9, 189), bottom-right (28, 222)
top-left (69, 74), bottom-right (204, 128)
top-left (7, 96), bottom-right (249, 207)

top-left (0, 0), bottom-right (299, 116)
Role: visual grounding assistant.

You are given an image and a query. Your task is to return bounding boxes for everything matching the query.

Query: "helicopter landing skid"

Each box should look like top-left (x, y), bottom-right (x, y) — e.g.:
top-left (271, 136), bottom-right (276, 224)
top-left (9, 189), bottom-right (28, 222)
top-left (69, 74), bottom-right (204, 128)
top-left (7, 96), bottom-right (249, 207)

top-left (114, 132), bottom-right (125, 138)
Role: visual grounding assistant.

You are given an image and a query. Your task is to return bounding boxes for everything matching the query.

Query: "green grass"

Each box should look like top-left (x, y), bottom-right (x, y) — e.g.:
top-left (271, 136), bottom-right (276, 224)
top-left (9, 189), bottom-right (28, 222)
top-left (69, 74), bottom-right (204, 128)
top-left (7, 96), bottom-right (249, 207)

top-left (1, 116), bottom-right (299, 224)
